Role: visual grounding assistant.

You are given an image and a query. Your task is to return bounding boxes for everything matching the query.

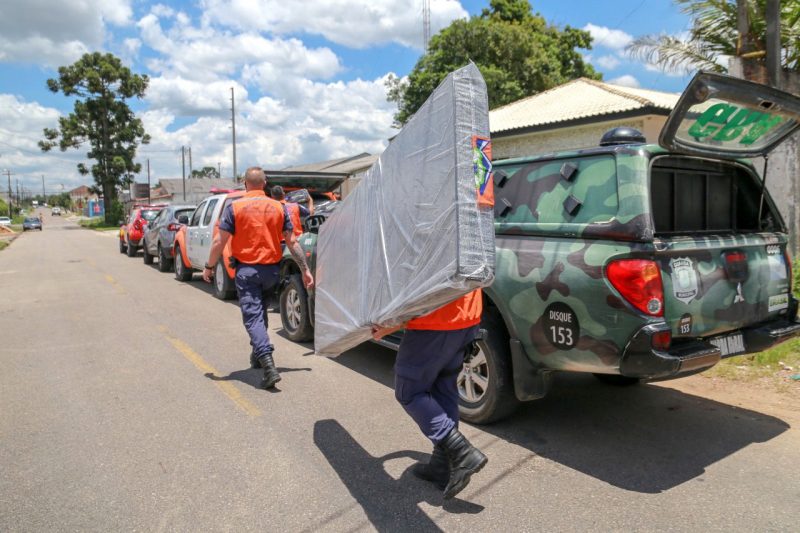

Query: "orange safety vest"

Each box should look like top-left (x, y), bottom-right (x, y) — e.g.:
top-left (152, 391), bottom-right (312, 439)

top-left (281, 200), bottom-right (303, 238)
top-left (230, 190), bottom-right (285, 265)
top-left (406, 289), bottom-right (483, 331)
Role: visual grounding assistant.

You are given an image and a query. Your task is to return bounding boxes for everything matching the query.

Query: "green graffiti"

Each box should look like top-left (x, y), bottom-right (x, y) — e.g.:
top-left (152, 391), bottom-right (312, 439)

top-left (687, 102), bottom-right (784, 146)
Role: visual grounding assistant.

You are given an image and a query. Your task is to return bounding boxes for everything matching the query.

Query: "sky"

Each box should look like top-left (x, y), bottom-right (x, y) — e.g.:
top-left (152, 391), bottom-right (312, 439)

top-left (0, 0), bottom-right (697, 196)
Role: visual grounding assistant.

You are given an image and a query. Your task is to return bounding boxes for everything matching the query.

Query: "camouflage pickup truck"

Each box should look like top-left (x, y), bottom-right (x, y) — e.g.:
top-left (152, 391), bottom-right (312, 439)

top-left (278, 73), bottom-right (800, 424)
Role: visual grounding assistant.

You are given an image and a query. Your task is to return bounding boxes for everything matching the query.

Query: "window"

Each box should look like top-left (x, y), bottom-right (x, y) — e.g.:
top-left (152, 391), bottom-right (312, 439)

top-left (140, 209), bottom-right (160, 222)
top-left (650, 156), bottom-right (780, 234)
top-left (494, 155), bottom-right (619, 225)
top-left (174, 208), bottom-right (194, 222)
top-left (190, 202), bottom-right (205, 226)
top-left (202, 198), bottom-right (219, 226)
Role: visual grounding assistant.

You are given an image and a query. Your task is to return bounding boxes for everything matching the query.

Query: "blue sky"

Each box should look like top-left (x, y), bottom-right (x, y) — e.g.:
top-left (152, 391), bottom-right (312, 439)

top-left (0, 0), bottom-right (696, 194)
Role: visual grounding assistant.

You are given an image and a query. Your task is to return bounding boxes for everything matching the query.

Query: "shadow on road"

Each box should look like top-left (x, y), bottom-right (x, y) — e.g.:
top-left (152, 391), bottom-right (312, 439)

top-left (204, 366), bottom-right (312, 389)
top-left (313, 419), bottom-right (483, 532)
top-left (331, 343), bottom-right (790, 494)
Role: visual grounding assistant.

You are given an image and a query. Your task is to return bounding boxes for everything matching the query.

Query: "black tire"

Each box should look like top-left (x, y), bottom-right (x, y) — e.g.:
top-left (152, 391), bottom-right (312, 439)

top-left (458, 308), bottom-right (520, 425)
top-left (119, 238), bottom-right (127, 254)
top-left (126, 240), bottom-right (137, 257)
top-left (593, 374), bottom-right (641, 386)
top-left (212, 260), bottom-right (236, 300)
top-left (174, 247), bottom-right (193, 282)
top-left (280, 273), bottom-right (314, 342)
top-left (157, 244), bottom-right (172, 273)
top-left (142, 238), bottom-right (154, 265)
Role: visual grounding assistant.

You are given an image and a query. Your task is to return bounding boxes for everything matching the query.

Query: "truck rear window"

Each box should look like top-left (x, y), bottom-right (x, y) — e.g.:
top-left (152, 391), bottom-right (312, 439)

top-left (650, 156), bottom-right (780, 234)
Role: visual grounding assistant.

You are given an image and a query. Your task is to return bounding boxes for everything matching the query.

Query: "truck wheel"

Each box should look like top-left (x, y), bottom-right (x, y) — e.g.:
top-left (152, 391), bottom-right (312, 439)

top-left (157, 244), bottom-right (172, 273)
top-left (213, 260), bottom-right (236, 300)
top-left (142, 239), bottom-right (154, 265)
top-left (126, 240), bottom-right (137, 257)
top-left (119, 238), bottom-right (127, 254)
top-left (593, 374), bottom-right (641, 386)
top-left (458, 308), bottom-right (520, 425)
top-left (280, 273), bottom-right (314, 342)
top-left (174, 248), bottom-right (193, 282)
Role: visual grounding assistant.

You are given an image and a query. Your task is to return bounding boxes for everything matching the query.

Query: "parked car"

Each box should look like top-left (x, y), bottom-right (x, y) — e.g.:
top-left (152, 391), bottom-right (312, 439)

top-left (0, 216), bottom-right (11, 226)
top-left (173, 173), bottom-right (346, 300)
top-left (278, 72), bottom-right (800, 424)
top-left (173, 192), bottom-right (241, 297)
top-left (22, 217), bottom-right (43, 231)
top-left (142, 204), bottom-right (196, 272)
top-left (51, 207), bottom-right (62, 216)
top-left (119, 205), bottom-right (164, 257)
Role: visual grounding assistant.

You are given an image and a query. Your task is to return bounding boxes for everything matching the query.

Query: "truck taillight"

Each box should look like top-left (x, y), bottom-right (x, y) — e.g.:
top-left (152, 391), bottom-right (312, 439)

top-left (607, 259), bottom-right (664, 317)
top-left (167, 223), bottom-right (181, 231)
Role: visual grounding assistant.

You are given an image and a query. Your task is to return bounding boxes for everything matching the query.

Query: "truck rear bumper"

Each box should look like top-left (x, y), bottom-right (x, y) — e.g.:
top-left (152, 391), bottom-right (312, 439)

top-left (619, 316), bottom-right (800, 379)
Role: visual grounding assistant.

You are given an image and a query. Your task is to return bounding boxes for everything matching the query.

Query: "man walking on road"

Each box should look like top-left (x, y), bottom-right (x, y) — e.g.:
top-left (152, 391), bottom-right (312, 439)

top-left (374, 289), bottom-right (488, 500)
top-left (203, 167), bottom-right (314, 389)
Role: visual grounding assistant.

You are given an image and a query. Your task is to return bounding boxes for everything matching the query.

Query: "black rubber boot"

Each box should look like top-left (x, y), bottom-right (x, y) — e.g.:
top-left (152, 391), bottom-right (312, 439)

top-left (440, 428), bottom-right (487, 500)
top-left (258, 353), bottom-right (281, 389)
top-left (411, 444), bottom-right (449, 490)
top-left (250, 350), bottom-right (259, 369)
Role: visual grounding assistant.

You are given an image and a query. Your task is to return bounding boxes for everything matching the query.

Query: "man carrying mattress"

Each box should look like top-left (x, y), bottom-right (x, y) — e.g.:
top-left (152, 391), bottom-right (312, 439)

top-left (374, 289), bottom-right (487, 500)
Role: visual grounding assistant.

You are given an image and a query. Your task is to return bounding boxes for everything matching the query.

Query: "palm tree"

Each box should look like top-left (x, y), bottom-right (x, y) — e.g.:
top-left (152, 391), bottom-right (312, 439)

top-left (626, 0), bottom-right (800, 74)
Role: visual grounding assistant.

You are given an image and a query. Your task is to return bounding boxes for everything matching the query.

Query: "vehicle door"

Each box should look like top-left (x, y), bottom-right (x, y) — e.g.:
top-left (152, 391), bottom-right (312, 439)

top-left (654, 72), bottom-right (800, 353)
top-left (195, 197), bottom-right (220, 263)
top-left (145, 210), bottom-right (165, 254)
top-left (186, 200), bottom-right (207, 266)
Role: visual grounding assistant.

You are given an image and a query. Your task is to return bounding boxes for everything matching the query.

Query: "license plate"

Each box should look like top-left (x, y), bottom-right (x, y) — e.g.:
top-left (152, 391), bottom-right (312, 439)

top-left (709, 332), bottom-right (746, 357)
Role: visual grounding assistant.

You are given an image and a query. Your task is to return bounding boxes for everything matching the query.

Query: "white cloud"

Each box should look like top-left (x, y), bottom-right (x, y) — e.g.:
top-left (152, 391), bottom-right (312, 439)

top-left (200, 0), bottom-right (468, 49)
top-left (137, 12), bottom-right (341, 83)
top-left (596, 54), bottom-right (621, 70)
top-left (0, 0), bottom-right (133, 66)
top-left (607, 75), bottom-right (641, 88)
top-left (0, 94), bottom-right (89, 192)
top-left (584, 23), bottom-right (633, 51)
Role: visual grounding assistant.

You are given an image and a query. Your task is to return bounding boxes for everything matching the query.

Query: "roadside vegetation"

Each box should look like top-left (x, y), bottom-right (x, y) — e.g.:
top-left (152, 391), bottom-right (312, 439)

top-left (79, 218), bottom-right (120, 231)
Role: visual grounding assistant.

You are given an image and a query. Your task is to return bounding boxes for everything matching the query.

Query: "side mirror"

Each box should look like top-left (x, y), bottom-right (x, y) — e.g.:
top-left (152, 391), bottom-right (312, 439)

top-left (178, 215), bottom-right (189, 224)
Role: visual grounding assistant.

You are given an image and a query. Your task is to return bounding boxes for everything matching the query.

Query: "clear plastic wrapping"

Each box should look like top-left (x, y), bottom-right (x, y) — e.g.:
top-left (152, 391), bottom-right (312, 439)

top-left (314, 63), bottom-right (495, 356)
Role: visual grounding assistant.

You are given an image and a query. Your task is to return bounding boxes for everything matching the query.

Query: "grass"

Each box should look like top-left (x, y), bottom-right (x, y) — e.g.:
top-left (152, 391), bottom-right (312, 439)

top-left (79, 218), bottom-right (120, 231)
top-left (0, 240), bottom-right (8, 251)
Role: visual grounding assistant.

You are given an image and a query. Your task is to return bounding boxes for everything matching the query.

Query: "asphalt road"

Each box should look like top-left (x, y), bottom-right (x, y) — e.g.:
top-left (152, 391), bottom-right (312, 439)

top-left (1, 212), bottom-right (798, 532)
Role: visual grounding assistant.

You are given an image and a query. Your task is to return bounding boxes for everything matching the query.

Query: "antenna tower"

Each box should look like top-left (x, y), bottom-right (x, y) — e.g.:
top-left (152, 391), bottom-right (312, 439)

top-left (423, 0), bottom-right (431, 53)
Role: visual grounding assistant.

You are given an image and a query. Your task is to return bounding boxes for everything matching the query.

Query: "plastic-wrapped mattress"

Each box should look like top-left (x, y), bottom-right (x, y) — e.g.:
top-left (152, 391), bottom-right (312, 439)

top-left (314, 63), bottom-right (496, 356)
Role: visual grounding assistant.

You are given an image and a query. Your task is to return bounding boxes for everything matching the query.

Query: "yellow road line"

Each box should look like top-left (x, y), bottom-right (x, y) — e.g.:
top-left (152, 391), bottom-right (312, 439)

top-left (103, 274), bottom-right (126, 294)
top-left (157, 326), bottom-right (261, 417)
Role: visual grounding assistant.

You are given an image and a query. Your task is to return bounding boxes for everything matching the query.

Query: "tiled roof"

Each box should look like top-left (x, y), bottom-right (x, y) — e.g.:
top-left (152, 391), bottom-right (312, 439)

top-left (489, 78), bottom-right (680, 135)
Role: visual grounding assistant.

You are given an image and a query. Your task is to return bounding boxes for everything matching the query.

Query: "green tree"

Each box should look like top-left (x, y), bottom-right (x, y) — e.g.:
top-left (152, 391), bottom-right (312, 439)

top-left (39, 52), bottom-right (150, 223)
top-left (190, 166), bottom-right (220, 179)
top-left (626, 0), bottom-right (800, 74)
top-left (387, 0), bottom-right (599, 126)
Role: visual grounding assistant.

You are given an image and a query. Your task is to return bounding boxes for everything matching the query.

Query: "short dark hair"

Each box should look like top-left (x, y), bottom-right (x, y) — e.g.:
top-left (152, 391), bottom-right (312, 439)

top-left (271, 185), bottom-right (285, 200)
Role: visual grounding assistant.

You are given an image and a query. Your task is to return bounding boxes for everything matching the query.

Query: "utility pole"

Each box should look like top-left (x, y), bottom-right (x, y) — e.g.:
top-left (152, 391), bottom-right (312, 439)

top-left (181, 146), bottom-right (187, 202)
top-left (422, 0), bottom-right (431, 53)
top-left (147, 159), bottom-right (151, 205)
top-left (230, 87), bottom-right (237, 181)
top-left (41, 175), bottom-right (45, 201)
top-left (218, 162), bottom-right (221, 179)
top-left (188, 146), bottom-right (193, 177)
top-left (5, 169), bottom-right (12, 216)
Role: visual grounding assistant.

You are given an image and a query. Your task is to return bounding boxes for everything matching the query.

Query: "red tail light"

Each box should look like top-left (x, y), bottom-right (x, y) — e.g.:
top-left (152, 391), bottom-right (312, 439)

top-left (167, 223), bottom-right (181, 231)
top-left (607, 259), bottom-right (664, 316)
top-left (652, 330), bottom-right (672, 351)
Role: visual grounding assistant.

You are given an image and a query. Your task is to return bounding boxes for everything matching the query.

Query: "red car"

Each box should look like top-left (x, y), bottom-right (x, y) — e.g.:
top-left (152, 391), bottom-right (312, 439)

top-left (119, 205), bottom-right (165, 257)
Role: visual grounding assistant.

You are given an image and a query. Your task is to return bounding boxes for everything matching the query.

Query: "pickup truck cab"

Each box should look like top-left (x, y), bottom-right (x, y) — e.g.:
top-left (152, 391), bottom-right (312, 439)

top-left (279, 72), bottom-right (800, 424)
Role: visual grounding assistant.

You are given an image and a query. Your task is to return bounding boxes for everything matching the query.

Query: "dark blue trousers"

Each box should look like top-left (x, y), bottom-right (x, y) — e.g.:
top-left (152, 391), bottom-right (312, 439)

top-left (394, 326), bottom-right (479, 445)
top-left (235, 264), bottom-right (280, 360)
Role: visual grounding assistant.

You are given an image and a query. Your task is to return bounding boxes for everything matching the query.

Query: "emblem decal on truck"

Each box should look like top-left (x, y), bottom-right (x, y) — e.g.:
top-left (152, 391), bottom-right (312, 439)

top-left (669, 257), bottom-right (699, 304)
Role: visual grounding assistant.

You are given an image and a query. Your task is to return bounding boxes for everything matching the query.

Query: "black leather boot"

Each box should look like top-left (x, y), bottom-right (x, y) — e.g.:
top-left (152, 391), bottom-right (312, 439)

top-left (440, 428), bottom-right (487, 499)
top-left (412, 444), bottom-right (449, 490)
top-left (258, 353), bottom-right (281, 389)
top-left (250, 350), bottom-right (259, 369)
